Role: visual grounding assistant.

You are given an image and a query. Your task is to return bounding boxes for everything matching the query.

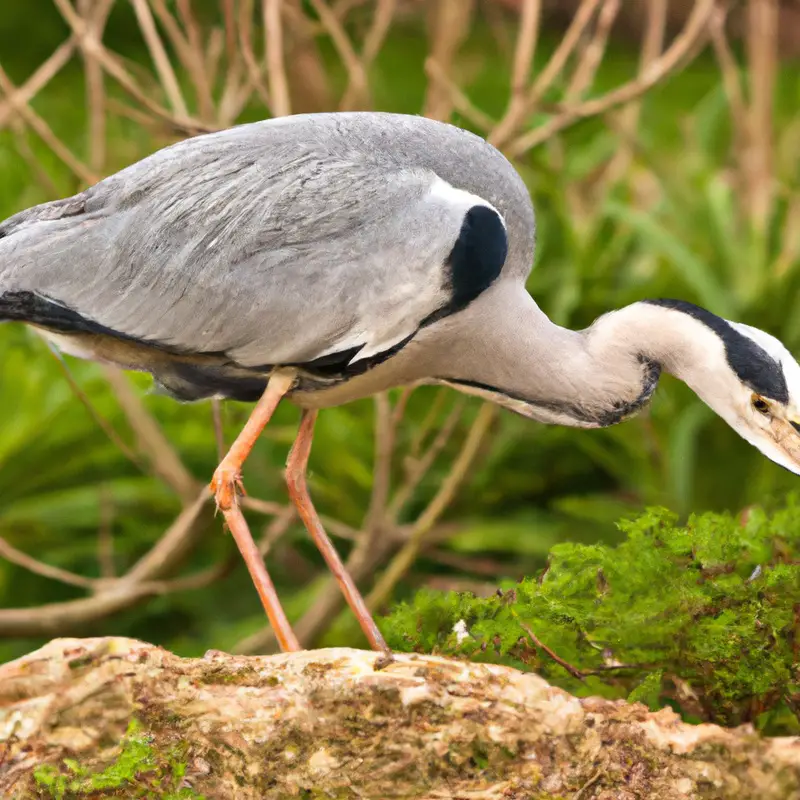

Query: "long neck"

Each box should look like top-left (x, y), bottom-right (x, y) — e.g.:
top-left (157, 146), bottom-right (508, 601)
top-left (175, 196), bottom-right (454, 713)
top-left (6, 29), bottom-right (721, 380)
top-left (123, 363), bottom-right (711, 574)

top-left (425, 284), bottom-right (726, 429)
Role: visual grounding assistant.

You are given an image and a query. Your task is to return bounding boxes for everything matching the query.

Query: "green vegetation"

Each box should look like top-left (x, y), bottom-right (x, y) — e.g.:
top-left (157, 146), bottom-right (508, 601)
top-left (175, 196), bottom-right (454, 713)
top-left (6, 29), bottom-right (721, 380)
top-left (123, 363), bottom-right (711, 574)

top-left (33, 719), bottom-right (202, 799)
top-left (380, 497), bottom-right (800, 736)
top-left (0, 2), bottom-right (798, 737)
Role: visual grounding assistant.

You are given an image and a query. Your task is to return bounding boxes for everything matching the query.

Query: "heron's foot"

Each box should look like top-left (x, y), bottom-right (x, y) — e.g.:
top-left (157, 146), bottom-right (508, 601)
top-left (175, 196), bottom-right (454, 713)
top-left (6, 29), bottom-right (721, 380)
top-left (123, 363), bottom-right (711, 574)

top-left (210, 462), bottom-right (246, 511)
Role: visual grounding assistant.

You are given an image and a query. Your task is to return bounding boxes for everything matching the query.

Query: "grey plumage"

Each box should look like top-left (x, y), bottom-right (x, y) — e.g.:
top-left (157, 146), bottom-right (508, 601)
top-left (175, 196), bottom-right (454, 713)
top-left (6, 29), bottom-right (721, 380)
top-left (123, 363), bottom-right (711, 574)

top-left (0, 113), bottom-right (532, 386)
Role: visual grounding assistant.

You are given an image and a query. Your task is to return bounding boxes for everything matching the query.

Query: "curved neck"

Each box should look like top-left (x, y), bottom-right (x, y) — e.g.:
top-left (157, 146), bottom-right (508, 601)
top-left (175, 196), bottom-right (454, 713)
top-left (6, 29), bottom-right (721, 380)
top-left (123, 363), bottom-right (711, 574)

top-left (427, 286), bottom-right (726, 428)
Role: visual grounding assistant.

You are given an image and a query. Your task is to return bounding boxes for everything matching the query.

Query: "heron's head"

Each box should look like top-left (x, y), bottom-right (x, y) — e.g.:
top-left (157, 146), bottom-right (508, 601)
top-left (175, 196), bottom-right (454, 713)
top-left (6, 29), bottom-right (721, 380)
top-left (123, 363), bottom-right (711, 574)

top-left (645, 300), bottom-right (800, 475)
top-left (714, 322), bottom-right (800, 475)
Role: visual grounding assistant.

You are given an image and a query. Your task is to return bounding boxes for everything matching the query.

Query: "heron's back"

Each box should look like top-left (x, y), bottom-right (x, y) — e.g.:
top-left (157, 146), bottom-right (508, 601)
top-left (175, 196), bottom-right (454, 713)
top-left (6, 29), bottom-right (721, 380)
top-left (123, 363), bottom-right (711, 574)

top-left (0, 113), bottom-right (535, 401)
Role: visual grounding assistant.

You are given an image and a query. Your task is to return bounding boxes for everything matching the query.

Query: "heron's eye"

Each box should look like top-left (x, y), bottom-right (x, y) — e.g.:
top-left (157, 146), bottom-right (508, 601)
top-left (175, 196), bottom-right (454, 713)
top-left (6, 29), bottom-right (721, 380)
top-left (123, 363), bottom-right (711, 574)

top-left (752, 395), bottom-right (771, 415)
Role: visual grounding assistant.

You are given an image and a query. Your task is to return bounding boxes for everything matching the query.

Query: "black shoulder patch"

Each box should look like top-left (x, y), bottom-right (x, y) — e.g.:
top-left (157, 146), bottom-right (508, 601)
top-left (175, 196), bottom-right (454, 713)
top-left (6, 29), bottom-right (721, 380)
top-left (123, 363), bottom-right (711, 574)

top-left (421, 204), bottom-right (507, 328)
top-left (448, 204), bottom-right (508, 310)
top-left (643, 298), bottom-right (789, 403)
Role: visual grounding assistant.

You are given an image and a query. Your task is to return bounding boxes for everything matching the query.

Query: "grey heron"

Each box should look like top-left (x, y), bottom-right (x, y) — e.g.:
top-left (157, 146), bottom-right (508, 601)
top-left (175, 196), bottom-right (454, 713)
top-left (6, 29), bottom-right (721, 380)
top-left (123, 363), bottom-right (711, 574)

top-left (2, 112), bottom-right (800, 655)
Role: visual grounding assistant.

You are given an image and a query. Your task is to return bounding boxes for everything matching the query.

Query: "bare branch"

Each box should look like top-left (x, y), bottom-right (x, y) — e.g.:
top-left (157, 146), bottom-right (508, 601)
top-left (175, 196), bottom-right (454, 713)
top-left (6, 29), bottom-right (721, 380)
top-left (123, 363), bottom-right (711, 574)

top-left (8, 119), bottom-right (60, 196)
top-left (423, 59), bottom-right (496, 132)
top-left (101, 366), bottom-right (199, 503)
top-left (0, 64), bottom-right (99, 185)
top-left (0, 38), bottom-right (76, 129)
top-left (52, 0), bottom-right (212, 134)
top-left (490, 0), bottom-right (603, 147)
top-left (602, 0), bottom-right (667, 185)
top-left (211, 399), bottom-right (226, 462)
top-left (0, 537), bottom-right (95, 590)
top-left (518, 620), bottom-right (585, 681)
top-left (510, 0), bottom-right (541, 98)
top-left (565, 0), bottom-right (621, 101)
top-left (744, 0), bottom-right (779, 229)
top-left (367, 403), bottom-right (497, 612)
top-left (264, 0), bottom-right (291, 116)
top-left (115, 489), bottom-right (211, 585)
top-left (422, 0), bottom-right (475, 122)
top-left (45, 345), bottom-right (149, 473)
top-left (340, 0), bottom-right (397, 110)
top-left (362, 393), bottom-right (396, 535)
top-left (388, 395), bottom-right (467, 521)
top-left (504, 0), bottom-right (716, 159)
top-left (131, 0), bottom-right (189, 116)
top-left (97, 485), bottom-right (116, 579)
top-left (77, 0), bottom-right (114, 174)
top-left (307, 0), bottom-right (369, 112)
top-left (177, 0), bottom-right (217, 120)
top-left (0, 585), bottom-right (159, 637)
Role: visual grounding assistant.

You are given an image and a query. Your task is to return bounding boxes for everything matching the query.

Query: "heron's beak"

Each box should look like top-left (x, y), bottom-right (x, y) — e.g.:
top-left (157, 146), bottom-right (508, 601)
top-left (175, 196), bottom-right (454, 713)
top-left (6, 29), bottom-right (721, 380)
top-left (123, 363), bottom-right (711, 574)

top-left (765, 414), bottom-right (800, 475)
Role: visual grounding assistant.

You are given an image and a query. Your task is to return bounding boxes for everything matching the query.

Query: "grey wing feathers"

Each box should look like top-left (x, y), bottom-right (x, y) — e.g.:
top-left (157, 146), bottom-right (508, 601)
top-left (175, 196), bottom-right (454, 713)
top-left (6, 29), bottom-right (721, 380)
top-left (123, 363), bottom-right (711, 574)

top-left (0, 122), bottom-right (497, 368)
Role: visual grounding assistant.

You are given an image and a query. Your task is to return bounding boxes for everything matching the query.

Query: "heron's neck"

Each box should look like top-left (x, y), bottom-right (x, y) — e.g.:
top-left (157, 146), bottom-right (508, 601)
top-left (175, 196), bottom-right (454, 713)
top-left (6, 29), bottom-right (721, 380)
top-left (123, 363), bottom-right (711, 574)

top-left (434, 286), bottom-right (724, 428)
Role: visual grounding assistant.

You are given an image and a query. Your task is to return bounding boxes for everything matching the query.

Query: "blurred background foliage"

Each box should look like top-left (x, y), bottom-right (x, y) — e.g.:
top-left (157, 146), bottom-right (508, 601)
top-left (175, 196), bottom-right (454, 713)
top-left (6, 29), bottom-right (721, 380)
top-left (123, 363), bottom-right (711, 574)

top-left (1, 0), bottom-right (800, 673)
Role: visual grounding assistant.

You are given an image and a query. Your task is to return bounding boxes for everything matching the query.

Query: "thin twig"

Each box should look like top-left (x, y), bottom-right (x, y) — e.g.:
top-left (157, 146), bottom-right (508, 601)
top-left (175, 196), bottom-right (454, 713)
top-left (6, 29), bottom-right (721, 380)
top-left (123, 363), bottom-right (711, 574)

top-left (242, 496), bottom-right (360, 543)
top-left (238, 0), bottom-right (272, 109)
top-left (493, 0), bottom-right (541, 144)
top-left (362, 393), bottom-right (396, 534)
top-left (423, 59), bottom-right (496, 131)
top-left (97, 485), bottom-right (116, 579)
top-left (211, 399), bottom-right (226, 462)
top-left (45, 343), bottom-right (148, 473)
top-left (490, 0), bottom-right (603, 147)
top-left (131, 0), bottom-right (189, 116)
top-left (340, 0), bottom-right (396, 110)
top-left (9, 120), bottom-right (60, 197)
top-left (388, 396), bottom-right (467, 521)
top-left (0, 64), bottom-right (99, 185)
top-left (602, 0), bottom-right (667, 186)
top-left (177, 0), bottom-right (217, 120)
top-left (0, 38), bottom-right (77, 128)
top-left (519, 621), bottom-right (585, 681)
top-left (564, 0), bottom-right (621, 101)
top-left (0, 537), bottom-right (95, 590)
top-left (78, 0), bottom-right (114, 174)
top-left (102, 366), bottom-right (199, 504)
top-left (264, 0), bottom-right (291, 116)
top-left (504, 0), bottom-right (716, 159)
top-left (257, 504), bottom-right (296, 557)
top-left (510, 0), bottom-right (541, 98)
top-left (367, 403), bottom-right (496, 611)
top-left (422, 0), bottom-right (475, 122)
top-left (119, 489), bottom-right (211, 585)
top-left (308, 0), bottom-right (369, 112)
top-left (52, 0), bottom-right (210, 134)
top-left (0, 584), bottom-right (160, 637)
top-left (744, 0), bottom-right (778, 229)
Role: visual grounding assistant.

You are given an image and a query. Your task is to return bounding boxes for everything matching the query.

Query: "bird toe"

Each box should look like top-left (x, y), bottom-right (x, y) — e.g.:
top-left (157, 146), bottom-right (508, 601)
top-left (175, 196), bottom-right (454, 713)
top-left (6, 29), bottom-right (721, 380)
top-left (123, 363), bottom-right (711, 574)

top-left (210, 464), bottom-right (245, 511)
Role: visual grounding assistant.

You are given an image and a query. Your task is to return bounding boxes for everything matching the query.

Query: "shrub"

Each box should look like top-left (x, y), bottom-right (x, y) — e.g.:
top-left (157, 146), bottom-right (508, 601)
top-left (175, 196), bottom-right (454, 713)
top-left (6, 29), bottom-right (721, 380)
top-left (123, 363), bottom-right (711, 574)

top-left (380, 498), bottom-right (800, 735)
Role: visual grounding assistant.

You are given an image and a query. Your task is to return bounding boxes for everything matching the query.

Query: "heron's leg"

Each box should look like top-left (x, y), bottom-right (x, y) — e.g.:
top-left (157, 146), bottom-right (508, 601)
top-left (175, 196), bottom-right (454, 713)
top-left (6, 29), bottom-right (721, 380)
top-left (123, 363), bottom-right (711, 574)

top-left (211, 371), bottom-right (301, 653)
top-left (285, 409), bottom-right (391, 655)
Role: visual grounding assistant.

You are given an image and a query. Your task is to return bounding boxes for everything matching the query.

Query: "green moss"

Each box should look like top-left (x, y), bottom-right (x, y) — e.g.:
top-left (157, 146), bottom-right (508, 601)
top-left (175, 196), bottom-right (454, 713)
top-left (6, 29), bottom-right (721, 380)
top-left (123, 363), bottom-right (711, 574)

top-left (195, 663), bottom-right (263, 686)
top-left (379, 499), bottom-right (800, 736)
top-left (33, 719), bottom-right (204, 799)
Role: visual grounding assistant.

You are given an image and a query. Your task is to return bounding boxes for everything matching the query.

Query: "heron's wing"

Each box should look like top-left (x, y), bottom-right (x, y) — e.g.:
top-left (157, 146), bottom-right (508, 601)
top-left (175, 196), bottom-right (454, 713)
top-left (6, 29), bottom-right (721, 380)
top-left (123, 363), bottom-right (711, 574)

top-left (0, 127), bottom-right (506, 369)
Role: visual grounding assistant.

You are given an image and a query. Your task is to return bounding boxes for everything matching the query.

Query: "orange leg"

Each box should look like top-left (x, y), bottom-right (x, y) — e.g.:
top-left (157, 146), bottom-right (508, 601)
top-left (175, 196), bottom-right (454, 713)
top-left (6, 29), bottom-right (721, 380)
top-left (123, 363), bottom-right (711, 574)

top-left (211, 372), bottom-right (300, 653)
top-left (285, 409), bottom-right (391, 655)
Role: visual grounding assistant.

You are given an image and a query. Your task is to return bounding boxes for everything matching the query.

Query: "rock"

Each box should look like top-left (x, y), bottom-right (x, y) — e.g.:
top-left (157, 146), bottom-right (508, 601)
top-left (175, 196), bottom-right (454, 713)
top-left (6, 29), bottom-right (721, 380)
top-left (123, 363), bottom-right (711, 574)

top-left (1, 637), bottom-right (798, 798)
